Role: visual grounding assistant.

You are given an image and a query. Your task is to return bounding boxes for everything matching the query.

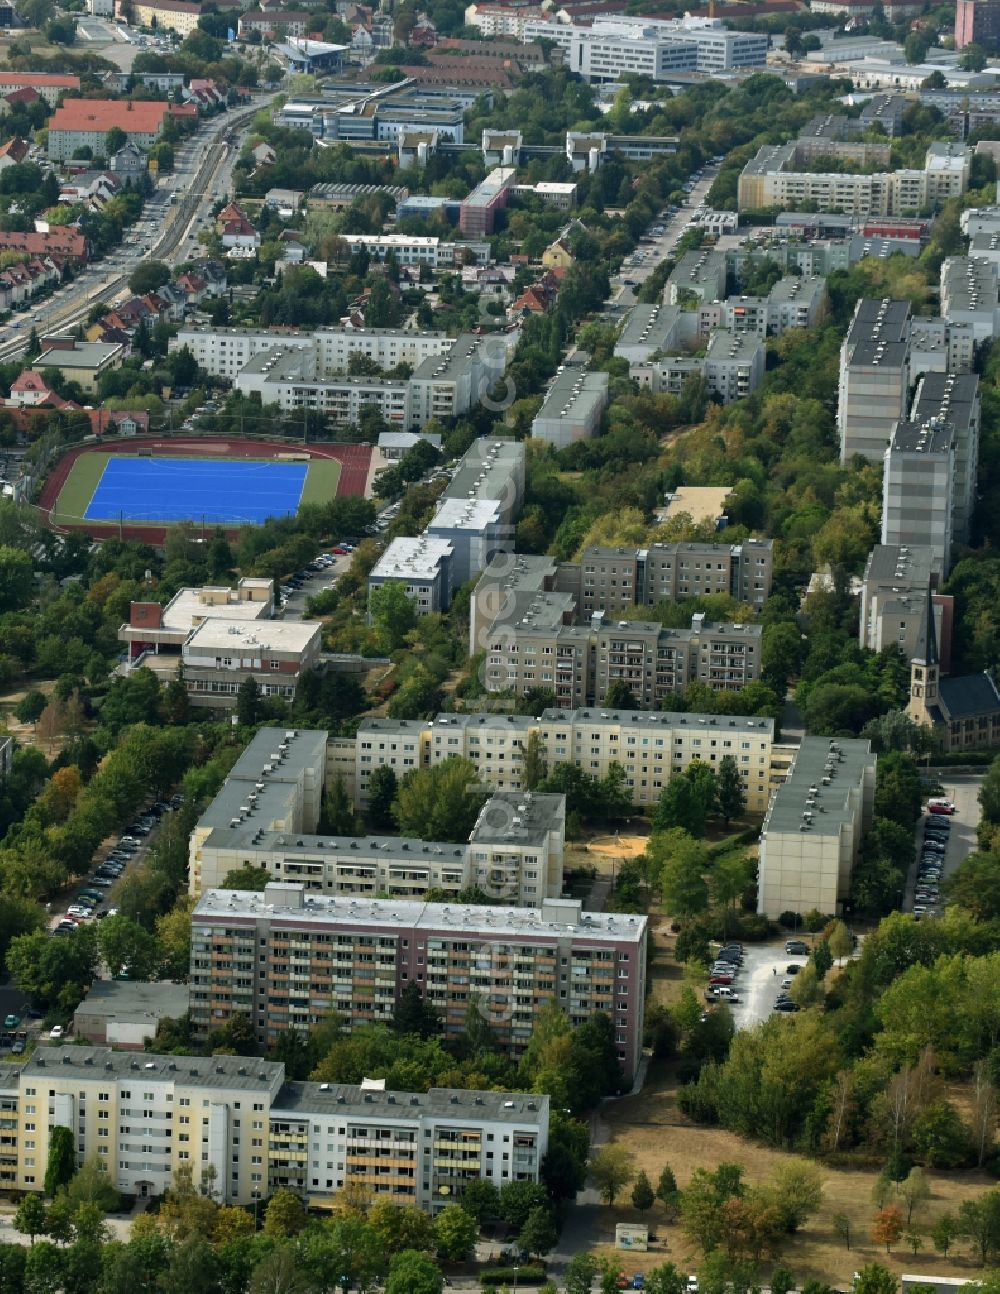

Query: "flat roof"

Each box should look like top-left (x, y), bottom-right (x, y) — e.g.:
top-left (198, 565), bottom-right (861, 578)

top-left (535, 368), bottom-right (609, 420)
top-left (38, 340), bottom-right (122, 369)
top-left (912, 371), bottom-right (979, 433)
top-left (763, 735), bottom-right (874, 837)
top-left (427, 496), bottom-right (504, 530)
top-left (197, 726), bottom-right (328, 834)
top-left (864, 542), bottom-right (935, 587)
top-left (74, 979), bottom-right (190, 1023)
top-left (890, 419), bottom-right (954, 455)
top-left (444, 438), bottom-right (524, 504)
top-left (23, 1046), bottom-right (285, 1092)
top-left (706, 329), bottom-right (765, 363)
top-left (539, 706), bottom-right (774, 735)
top-left (370, 535), bottom-right (452, 581)
top-left (159, 585), bottom-right (272, 631)
top-left (274, 1080), bottom-right (548, 1123)
top-left (470, 791), bottom-right (564, 845)
top-left (195, 883), bottom-right (647, 943)
top-left (185, 618), bottom-right (320, 653)
top-left (208, 825), bottom-right (468, 863)
top-left (846, 297), bottom-right (910, 347)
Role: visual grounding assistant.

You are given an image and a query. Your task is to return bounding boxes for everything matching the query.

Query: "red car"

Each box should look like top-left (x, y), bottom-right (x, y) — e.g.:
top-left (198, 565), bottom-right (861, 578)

top-left (928, 803), bottom-right (955, 815)
top-left (709, 972), bottom-right (734, 985)
top-left (332, 546), bottom-right (347, 555)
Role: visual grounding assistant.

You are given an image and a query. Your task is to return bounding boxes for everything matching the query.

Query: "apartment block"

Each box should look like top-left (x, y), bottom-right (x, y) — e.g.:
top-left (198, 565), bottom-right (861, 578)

top-left (13, 1048), bottom-right (285, 1203)
top-left (615, 303), bottom-right (693, 364)
top-left (531, 368), bottom-right (609, 447)
top-left (269, 1082), bottom-right (548, 1212)
top-left (171, 327), bottom-right (452, 382)
top-left (47, 99), bottom-right (169, 161)
top-left (757, 737), bottom-right (876, 919)
top-left (368, 536), bottom-right (453, 615)
top-left (640, 538), bottom-right (773, 608)
top-left (956, 0), bottom-right (1000, 49)
top-left (335, 235), bottom-right (487, 267)
top-left (838, 297), bottom-right (911, 463)
top-left (910, 371), bottom-right (980, 547)
top-left (738, 139), bottom-right (970, 216)
top-left (440, 437), bottom-right (525, 527)
top-left (882, 420), bottom-right (956, 578)
top-left (1, 1046), bottom-right (549, 1213)
top-left (939, 255), bottom-right (1000, 341)
top-left (459, 166), bottom-right (515, 237)
top-left (189, 727), bottom-right (328, 894)
top-left (190, 884), bottom-right (647, 1081)
top-left (468, 552), bottom-right (562, 654)
top-left (424, 498), bottom-right (507, 587)
top-left (630, 329), bottom-right (765, 404)
top-left (858, 543), bottom-right (953, 668)
top-left (483, 611), bottom-right (761, 708)
top-left (665, 249), bottom-right (727, 305)
top-left (908, 317), bottom-right (976, 379)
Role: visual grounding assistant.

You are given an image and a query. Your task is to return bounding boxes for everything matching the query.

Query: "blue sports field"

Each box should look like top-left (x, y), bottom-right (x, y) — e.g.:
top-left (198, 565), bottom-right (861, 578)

top-left (83, 457), bottom-right (309, 525)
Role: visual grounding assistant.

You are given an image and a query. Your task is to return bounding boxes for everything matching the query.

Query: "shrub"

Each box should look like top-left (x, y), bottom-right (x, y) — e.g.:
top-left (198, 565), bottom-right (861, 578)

top-left (480, 1266), bottom-right (548, 1286)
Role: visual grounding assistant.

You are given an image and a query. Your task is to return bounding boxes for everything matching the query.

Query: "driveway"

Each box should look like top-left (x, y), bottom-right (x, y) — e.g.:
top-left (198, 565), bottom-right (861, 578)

top-left (903, 772), bottom-right (982, 914)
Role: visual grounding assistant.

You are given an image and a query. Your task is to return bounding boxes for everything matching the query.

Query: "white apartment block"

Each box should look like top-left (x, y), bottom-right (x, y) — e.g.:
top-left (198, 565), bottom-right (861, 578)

top-left (739, 138), bottom-right (970, 216)
top-left (368, 536), bottom-right (454, 615)
top-left (939, 255), bottom-right (1000, 342)
top-left (910, 371), bottom-right (980, 548)
top-left (171, 327), bottom-right (452, 382)
top-left (757, 736), bottom-right (876, 919)
top-left (859, 543), bottom-right (939, 658)
top-left (339, 707), bottom-right (776, 814)
top-left (531, 368), bottom-right (609, 447)
top-left (2, 1048), bottom-right (548, 1213)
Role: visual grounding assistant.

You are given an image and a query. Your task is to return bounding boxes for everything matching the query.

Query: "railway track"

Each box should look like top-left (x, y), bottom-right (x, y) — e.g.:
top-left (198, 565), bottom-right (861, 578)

top-left (0, 98), bottom-right (270, 366)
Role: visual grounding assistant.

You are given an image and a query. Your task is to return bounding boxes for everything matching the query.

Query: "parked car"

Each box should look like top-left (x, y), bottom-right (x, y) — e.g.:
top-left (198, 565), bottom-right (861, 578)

top-left (786, 964), bottom-right (802, 975)
top-left (49, 1025), bottom-right (64, 1041)
top-left (785, 939), bottom-right (808, 955)
top-left (3, 1015), bottom-right (18, 1030)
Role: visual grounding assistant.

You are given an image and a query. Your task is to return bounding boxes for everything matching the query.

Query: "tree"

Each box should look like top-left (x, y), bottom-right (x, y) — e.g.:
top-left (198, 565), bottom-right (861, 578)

top-left (369, 580), bottom-right (417, 652)
top-left (127, 262), bottom-right (170, 295)
top-left (832, 1213), bottom-right (851, 1250)
top-left (97, 915), bottom-right (158, 980)
top-left (456, 1179), bottom-right (499, 1225)
top-left (66, 1157), bottom-right (119, 1214)
top-left (898, 1168), bottom-right (930, 1226)
top-left (45, 1126), bottom-right (75, 1198)
top-left (656, 1165), bottom-right (680, 1219)
top-left (650, 830), bottom-right (709, 920)
top-left (499, 1181), bottom-right (550, 1231)
top-left (605, 679), bottom-right (639, 709)
top-left (715, 755), bottom-right (745, 827)
top-left (956, 1188), bottom-right (1000, 1264)
top-left (518, 1205), bottom-right (558, 1258)
top-left (236, 677), bottom-right (260, 726)
top-left (392, 758), bottom-right (487, 844)
top-left (828, 921), bottom-right (853, 966)
top-left (565, 1254), bottom-right (599, 1294)
top-left (930, 1212), bottom-right (958, 1257)
top-left (433, 1204), bottom-right (477, 1262)
top-left (263, 1189), bottom-right (307, 1239)
top-left (872, 1206), bottom-right (904, 1253)
top-left (367, 766), bottom-right (397, 831)
top-left (632, 1169), bottom-right (655, 1212)
top-left (248, 1246), bottom-right (312, 1294)
top-left (385, 1250), bottom-right (442, 1294)
top-left (590, 1145), bottom-right (634, 1206)
top-left (14, 1194), bottom-right (47, 1244)
top-left (854, 1264), bottom-right (897, 1294)
top-left (392, 982), bottom-right (440, 1039)
top-left (36, 697), bottom-right (65, 754)
top-left (14, 690), bottom-right (46, 724)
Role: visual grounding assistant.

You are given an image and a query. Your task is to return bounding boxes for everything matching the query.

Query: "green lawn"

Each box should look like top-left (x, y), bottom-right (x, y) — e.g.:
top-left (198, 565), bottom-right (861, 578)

top-left (52, 452), bottom-right (342, 526)
top-left (53, 452), bottom-right (110, 526)
top-left (301, 457), bottom-right (341, 507)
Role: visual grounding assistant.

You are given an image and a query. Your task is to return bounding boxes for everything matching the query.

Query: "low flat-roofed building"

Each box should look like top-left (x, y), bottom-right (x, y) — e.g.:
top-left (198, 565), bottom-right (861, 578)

top-left (35, 338), bottom-right (125, 393)
top-left (757, 736), bottom-right (876, 918)
top-left (614, 302), bottom-right (693, 363)
top-left (531, 368), bottom-right (608, 447)
top-left (119, 578), bottom-right (274, 675)
top-left (182, 618), bottom-right (322, 710)
top-left (73, 980), bottom-right (190, 1049)
top-left (368, 535), bottom-right (454, 614)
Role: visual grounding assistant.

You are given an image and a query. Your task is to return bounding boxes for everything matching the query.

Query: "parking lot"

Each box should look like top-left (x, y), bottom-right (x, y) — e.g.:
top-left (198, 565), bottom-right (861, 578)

top-left (903, 773), bottom-right (982, 915)
top-left (279, 550), bottom-right (353, 619)
top-left (705, 939), bottom-right (813, 1029)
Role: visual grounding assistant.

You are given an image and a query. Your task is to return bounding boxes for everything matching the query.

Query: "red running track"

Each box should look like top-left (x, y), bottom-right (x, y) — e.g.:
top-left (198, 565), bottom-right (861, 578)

top-left (38, 437), bottom-right (373, 547)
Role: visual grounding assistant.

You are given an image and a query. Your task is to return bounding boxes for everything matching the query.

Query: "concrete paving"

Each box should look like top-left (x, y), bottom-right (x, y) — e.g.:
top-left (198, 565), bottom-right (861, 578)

top-left (903, 772), bottom-right (982, 915)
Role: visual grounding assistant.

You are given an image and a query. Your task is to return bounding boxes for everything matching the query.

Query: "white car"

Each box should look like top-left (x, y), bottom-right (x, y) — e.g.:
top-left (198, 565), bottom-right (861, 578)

top-left (66, 905), bottom-right (93, 919)
top-left (49, 1025), bottom-right (64, 1040)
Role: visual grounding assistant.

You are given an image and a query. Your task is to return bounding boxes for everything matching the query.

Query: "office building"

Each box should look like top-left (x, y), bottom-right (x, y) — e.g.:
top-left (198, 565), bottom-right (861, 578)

top-left (481, 129), bottom-right (522, 167)
top-left (342, 708), bottom-right (775, 815)
top-left (335, 234), bottom-right (488, 267)
top-left (34, 339), bottom-right (125, 394)
top-left (757, 736), bottom-right (876, 919)
top-left (531, 369), bottom-right (609, 447)
top-left (368, 536), bottom-right (454, 615)
top-left (459, 167), bottom-right (515, 237)
top-left (0, 1046), bottom-right (548, 1212)
top-left (738, 138), bottom-right (970, 216)
top-left (838, 297), bottom-right (911, 463)
top-left (191, 883), bottom-right (648, 1081)
top-left (910, 371), bottom-right (980, 547)
top-left (881, 420), bottom-right (956, 578)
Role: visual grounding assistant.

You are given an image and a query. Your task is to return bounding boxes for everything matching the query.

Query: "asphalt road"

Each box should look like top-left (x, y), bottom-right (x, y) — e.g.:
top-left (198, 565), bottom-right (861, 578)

top-left (610, 165), bottom-right (720, 307)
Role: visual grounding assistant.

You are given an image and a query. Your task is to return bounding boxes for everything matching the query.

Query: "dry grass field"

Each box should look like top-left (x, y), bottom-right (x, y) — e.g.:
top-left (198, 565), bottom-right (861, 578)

top-left (585, 1069), bottom-right (994, 1286)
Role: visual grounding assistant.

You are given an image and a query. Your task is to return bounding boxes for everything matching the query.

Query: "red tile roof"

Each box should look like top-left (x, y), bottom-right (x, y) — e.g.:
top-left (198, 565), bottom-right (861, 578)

top-left (0, 73), bottom-right (80, 89)
top-left (49, 99), bottom-right (169, 136)
top-left (0, 227), bottom-right (86, 260)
